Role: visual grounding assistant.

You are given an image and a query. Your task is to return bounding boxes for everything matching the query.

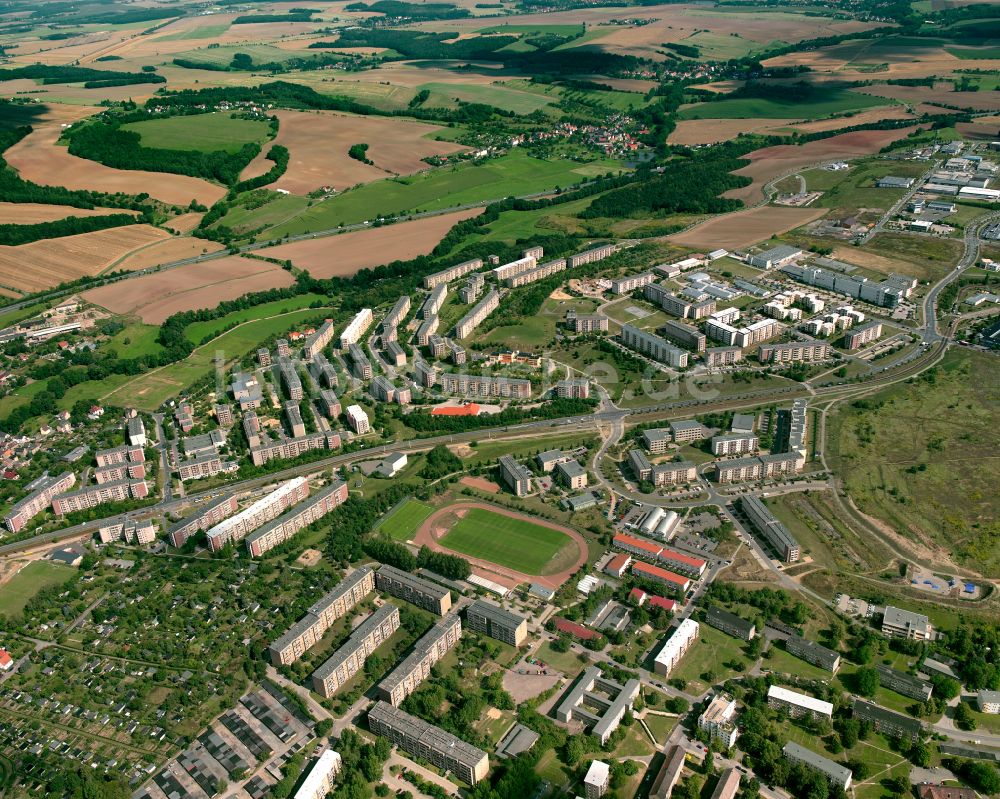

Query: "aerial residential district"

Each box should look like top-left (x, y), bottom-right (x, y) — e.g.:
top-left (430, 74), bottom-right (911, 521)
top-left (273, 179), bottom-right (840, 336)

top-left (1, 2), bottom-right (1000, 799)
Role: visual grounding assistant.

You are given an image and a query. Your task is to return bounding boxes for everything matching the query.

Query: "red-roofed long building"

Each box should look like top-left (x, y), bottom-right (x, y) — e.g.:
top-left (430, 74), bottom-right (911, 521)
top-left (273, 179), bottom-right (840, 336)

top-left (632, 561), bottom-right (691, 593)
top-left (553, 617), bottom-right (599, 641)
top-left (613, 533), bottom-right (706, 577)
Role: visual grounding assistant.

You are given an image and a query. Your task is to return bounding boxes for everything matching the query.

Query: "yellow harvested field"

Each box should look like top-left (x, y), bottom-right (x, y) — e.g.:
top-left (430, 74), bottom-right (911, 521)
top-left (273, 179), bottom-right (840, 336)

top-left (858, 83), bottom-right (1000, 112)
top-left (0, 203), bottom-right (139, 224)
top-left (669, 205), bottom-right (828, 250)
top-left (240, 110), bottom-right (466, 193)
top-left (114, 237), bottom-right (226, 272)
top-left (786, 106), bottom-right (915, 134)
top-left (164, 213), bottom-right (204, 234)
top-left (267, 208), bottom-right (484, 276)
top-left (0, 225), bottom-right (170, 293)
top-left (668, 118), bottom-right (796, 145)
top-left (4, 122), bottom-right (227, 208)
top-left (82, 255), bottom-right (294, 324)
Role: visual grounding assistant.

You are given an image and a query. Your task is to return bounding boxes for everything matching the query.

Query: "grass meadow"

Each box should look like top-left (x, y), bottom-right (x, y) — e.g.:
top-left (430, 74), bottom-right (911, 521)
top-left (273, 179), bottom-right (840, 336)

top-left (121, 112), bottom-right (272, 154)
top-left (376, 498), bottom-right (435, 542)
top-left (0, 561), bottom-right (75, 618)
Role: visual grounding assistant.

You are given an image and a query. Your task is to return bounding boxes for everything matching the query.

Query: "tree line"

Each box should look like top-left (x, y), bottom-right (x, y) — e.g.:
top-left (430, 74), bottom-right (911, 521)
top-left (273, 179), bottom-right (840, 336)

top-left (0, 64), bottom-right (165, 87)
top-left (0, 212), bottom-right (145, 246)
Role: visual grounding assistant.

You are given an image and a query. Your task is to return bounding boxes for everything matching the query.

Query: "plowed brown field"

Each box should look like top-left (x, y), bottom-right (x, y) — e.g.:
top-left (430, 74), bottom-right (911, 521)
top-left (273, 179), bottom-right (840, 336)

top-left (114, 237), bottom-right (226, 272)
top-left (0, 203), bottom-right (140, 224)
top-left (240, 110), bottom-right (466, 193)
top-left (0, 224), bottom-right (170, 293)
top-left (669, 205), bottom-right (827, 250)
top-left (266, 208), bottom-right (484, 276)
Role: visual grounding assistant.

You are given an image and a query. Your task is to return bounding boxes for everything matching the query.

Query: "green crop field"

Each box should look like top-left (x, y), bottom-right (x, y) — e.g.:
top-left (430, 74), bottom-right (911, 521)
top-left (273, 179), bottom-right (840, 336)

top-left (376, 498), bottom-right (435, 542)
top-left (172, 43), bottom-right (303, 67)
top-left (438, 506), bottom-right (574, 575)
top-left (0, 561), bottom-right (75, 617)
top-left (678, 90), bottom-right (887, 120)
top-left (182, 292), bottom-right (330, 344)
top-left (420, 82), bottom-right (559, 115)
top-left (121, 112), bottom-right (272, 153)
top-left (245, 150), bottom-right (628, 239)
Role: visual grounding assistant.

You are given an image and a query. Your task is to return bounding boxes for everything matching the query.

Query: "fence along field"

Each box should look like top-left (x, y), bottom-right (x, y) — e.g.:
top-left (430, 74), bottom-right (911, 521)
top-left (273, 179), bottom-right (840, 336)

top-left (376, 498), bottom-right (436, 542)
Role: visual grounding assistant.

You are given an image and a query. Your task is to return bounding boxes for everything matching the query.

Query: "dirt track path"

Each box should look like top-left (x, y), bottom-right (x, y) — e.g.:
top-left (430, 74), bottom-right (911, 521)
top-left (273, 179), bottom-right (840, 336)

top-left (413, 501), bottom-right (588, 591)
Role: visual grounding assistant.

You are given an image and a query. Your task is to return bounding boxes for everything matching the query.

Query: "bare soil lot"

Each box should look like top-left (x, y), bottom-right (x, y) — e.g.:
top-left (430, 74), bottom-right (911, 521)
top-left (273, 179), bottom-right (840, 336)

top-left (0, 225), bottom-right (170, 293)
top-left (669, 205), bottom-right (827, 250)
top-left (82, 255), bottom-right (293, 323)
top-left (668, 118), bottom-right (796, 146)
top-left (5, 121), bottom-right (228, 207)
top-left (857, 83), bottom-right (1000, 112)
top-left (240, 110), bottom-right (466, 193)
top-left (0, 203), bottom-right (139, 224)
top-left (266, 208), bottom-right (483, 276)
top-left (724, 126), bottom-right (923, 203)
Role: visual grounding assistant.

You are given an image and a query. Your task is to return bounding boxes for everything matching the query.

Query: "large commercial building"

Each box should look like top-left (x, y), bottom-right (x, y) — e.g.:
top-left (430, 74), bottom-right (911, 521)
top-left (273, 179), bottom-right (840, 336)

top-left (644, 284), bottom-right (716, 319)
top-left (748, 245), bottom-right (804, 270)
top-left (882, 606), bottom-right (933, 641)
top-left (782, 742), bottom-right (852, 791)
top-left (168, 495), bottom-right (239, 548)
top-left (653, 619), bottom-right (699, 676)
top-left (245, 480), bottom-right (348, 557)
top-left (4, 471), bottom-right (76, 532)
top-left (423, 258), bottom-right (483, 289)
top-left (269, 567), bottom-right (375, 666)
top-left (377, 612), bottom-right (462, 706)
top-left (454, 289), bottom-right (500, 339)
top-left (852, 699), bottom-right (923, 742)
top-left (339, 308), bottom-right (374, 350)
top-left (785, 635), bottom-right (841, 672)
top-left (758, 340), bottom-right (831, 364)
top-left (204, 477), bottom-right (309, 552)
top-left (375, 564), bottom-right (452, 616)
top-left (499, 455), bottom-right (533, 497)
top-left (553, 665), bottom-right (640, 745)
top-left (465, 600), bottom-right (528, 647)
top-left (740, 495), bottom-right (800, 562)
top-left (781, 263), bottom-right (916, 309)
top-left (312, 604), bottom-right (401, 698)
top-left (437, 373), bottom-right (531, 399)
top-left (620, 324), bottom-right (689, 368)
top-left (368, 701), bottom-right (489, 786)
top-left (767, 685), bottom-right (833, 720)
top-left (51, 479), bottom-right (148, 516)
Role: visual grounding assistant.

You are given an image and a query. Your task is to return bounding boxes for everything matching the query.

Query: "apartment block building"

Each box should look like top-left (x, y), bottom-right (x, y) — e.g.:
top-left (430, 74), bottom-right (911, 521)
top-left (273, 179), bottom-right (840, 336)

top-left (882, 606), bottom-right (933, 641)
top-left (785, 635), bottom-right (841, 672)
top-left (653, 618), bottom-right (699, 676)
top-left (568, 243), bottom-right (618, 267)
top-left (294, 750), bottom-right (342, 799)
top-left (51, 479), bottom-right (148, 516)
top-left (312, 604), bottom-right (401, 698)
top-left (339, 308), bottom-right (374, 350)
top-left (204, 477), bottom-right (309, 552)
top-left (852, 699), bottom-right (923, 742)
top-left (714, 452), bottom-right (802, 484)
top-left (661, 319), bottom-right (707, 352)
top-left (555, 378), bottom-right (590, 399)
top-left (628, 449), bottom-right (653, 481)
top-left (465, 600), bottom-right (528, 647)
top-left (4, 471), bottom-right (77, 532)
top-left (385, 341), bottom-right (406, 367)
top-left (671, 420), bottom-right (705, 443)
top-left (704, 346), bottom-right (743, 367)
top-left (613, 533), bottom-right (706, 577)
top-left (346, 404), bottom-right (370, 435)
top-left (705, 606), bottom-right (756, 641)
top-left (257, 347), bottom-right (272, 368)
top-left (556, 459), bottom-right (587, 490)
top-left (368, 701), bottom-right (489, 786)
top-left (414, 359), bottom-right (437, 388)
top-left (309, 353), bottom-right (338, 389)
top-left (423, 257), bottom-right (483, 289)
top-left (177, 452), bottom-right (235, 482)
top-left (565, 310), bottom-right (609, 333)
top-left (377, 612), bottom-right (462, 706)
top-left (709, 768), bottom-right (741, 799)
top-left (493, 255), bottom-right (537, 282)
top-left (653, 461), bottom-right (698, 486)
top-left (758, 340), bottom-right (831, 364)
top-left (437, 373), bottom-right (531, 399)
top-left (376, 564), bottom-right (452, 616)
top-left (633, 561), bottom-right (691, 594)
top-left (646, 283), bottom-right (718, 319)
top-left (499, 455), bottom-right (533, 496)
top-left (285, 402), bottom-right (306, 438)
top-left (876, 665), bottom-right (933, 701)
top-left (620, 324), bottom-right (689, 368)
top-left (740, 495), bottom-right (800, 562)
top-left (348, 343), bottom-right (373, 380)
top-left (698, 693), bottom-right (739, 748)
top-left (454, 289), bottom-right (500, 339)
top-left (978, 690), bottom-right (1000, 714)
top-left (767, 685), bottom-right (833, 719)
top-left (277, 358), bottom-right (303, 401)
top-left (269, 566), bottom-right (375, 666)
top-left (214, 404), bottom-right (234, 427)
top-left (844, 321), bottom-right (883, 350)
top-left (505, 258), bottom-right (566, 288)
top-left (782, 263), bottom-right (915, 309)
top-left (302, 319), bottom-right (335, 360)
top-left (318, 390), bottom-right (341, 419)
top-left (416, 315), bottom-right (440, 346)
top-left (250, 431), bottom-right (340, 467)
top-left (383, 296), bottom-right (411, 331)
top-left (642, 428), bottom-right (671, 454)
top-left (245, 480), bottom-right (349, 557)
top-left (711, 433), bottom-right (759, 456)
top-left (94, 460), bottom-right (146, 484)
top-left (168, 494), bottom-right (239, 548)
top-left (610, 272), bottom-right (655, 295)
top-left (94, 444), bottom-right (144, 468)
top-left (554, 665), bottom-right (640, 745)
top-left (706, 317), bottom-right (782, 349)
top-left (782, 742), bottom-right (852, 791)
top-left (276, 338), bottom-right (290, 358)
top-left (98, 517), bottom-right (156, 546)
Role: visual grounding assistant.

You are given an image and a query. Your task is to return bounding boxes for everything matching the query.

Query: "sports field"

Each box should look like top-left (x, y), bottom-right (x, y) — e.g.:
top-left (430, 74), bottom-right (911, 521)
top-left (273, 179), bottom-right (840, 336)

top-left (121, 112), bottom-right (272, 154)
top-left (438, 507), bottom-right (573, 575)
top-left (377, 498), bottom-right (435, 542)
top-left (0, 561), bottom-right (75, 618)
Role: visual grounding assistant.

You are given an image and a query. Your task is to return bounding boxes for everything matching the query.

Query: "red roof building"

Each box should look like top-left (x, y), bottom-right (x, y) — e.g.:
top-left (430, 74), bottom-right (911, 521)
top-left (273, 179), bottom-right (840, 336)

top-left (917, 786), bottom-right (977, 799)
top-left (632, 561), bottom-right (691, 592)
top-left (554, 617), bottom-right (599, 641)
top-left (614, 532), bottom-right (662, 559)
top-left (648, 595), bottom-right (678, 613)
top-left (604, 553), bottom-right (632, 578)
top-left (630, 588), bottom-right (648, 606)
top-left (0, 649), bottom-right (12, 671)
